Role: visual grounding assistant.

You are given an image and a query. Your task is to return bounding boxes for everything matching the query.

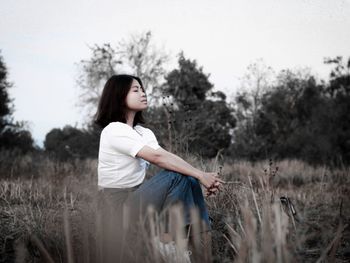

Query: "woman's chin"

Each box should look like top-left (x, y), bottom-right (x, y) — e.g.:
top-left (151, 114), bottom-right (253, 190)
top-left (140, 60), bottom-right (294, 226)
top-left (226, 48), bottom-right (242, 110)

top-left (137, 106), bottom-right (147, 112)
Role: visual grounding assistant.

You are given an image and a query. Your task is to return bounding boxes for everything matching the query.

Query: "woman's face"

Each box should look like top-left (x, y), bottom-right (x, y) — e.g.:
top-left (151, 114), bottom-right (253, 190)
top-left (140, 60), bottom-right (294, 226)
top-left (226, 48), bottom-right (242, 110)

top-left (125, 79), bottom-right (148, 111)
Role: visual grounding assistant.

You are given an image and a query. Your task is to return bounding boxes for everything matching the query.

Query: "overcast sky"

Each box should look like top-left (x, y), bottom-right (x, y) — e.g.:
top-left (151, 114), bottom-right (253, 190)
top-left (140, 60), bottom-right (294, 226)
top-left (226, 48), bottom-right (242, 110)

top-left (1, 0), bottom-right (349, 147)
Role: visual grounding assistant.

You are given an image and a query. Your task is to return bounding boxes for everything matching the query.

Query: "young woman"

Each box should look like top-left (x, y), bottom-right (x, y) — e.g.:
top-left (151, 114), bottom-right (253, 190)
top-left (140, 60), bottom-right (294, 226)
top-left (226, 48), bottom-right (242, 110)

top-left (94, 74), bottom-right (224, 260)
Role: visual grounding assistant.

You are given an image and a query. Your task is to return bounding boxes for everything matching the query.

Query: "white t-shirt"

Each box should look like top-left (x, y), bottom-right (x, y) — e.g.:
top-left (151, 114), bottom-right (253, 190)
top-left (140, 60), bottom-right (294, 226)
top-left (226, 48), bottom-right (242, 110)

top-left (97, 121), bottom-right (161, 189)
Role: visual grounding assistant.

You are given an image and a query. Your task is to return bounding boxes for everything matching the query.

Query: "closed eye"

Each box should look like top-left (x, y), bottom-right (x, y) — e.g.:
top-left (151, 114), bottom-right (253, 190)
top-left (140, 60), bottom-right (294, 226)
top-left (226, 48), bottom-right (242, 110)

top-left (132, 86), bottom-right (145, 94)
top-left (133, 88), bottom-right (145, 93)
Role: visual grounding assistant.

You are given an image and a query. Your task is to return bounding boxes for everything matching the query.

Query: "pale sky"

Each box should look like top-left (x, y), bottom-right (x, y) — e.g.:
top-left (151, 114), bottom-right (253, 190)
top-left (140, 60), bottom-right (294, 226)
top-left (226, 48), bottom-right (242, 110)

top-left (1, 0), bottom-right (349, 147)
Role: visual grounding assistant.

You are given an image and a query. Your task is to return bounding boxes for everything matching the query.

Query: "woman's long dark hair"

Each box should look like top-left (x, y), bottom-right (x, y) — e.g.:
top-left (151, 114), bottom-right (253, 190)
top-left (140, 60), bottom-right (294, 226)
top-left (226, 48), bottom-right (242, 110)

top-left (94, 74), bottom-right (146, 129)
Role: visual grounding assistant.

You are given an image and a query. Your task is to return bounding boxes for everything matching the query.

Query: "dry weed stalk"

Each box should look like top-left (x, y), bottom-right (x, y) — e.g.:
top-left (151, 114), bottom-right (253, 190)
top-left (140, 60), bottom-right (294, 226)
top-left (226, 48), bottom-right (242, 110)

top-left (1, 155), bottom-right (349, 262)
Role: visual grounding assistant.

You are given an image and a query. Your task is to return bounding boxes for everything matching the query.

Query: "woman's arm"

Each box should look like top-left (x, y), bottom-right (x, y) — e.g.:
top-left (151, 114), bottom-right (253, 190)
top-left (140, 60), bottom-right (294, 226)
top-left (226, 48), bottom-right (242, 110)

top-left (136, 146), bottom-right (225, 189)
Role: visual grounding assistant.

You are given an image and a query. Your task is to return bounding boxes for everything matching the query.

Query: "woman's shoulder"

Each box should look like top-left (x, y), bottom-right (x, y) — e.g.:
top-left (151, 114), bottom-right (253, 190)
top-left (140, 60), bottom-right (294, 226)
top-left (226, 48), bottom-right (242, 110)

top-left (103, 122), bottom-right (135, 136)
top-left (134, 125), bottom-right (156, 136)
top-left (103, 122), bottom-right (124, 130)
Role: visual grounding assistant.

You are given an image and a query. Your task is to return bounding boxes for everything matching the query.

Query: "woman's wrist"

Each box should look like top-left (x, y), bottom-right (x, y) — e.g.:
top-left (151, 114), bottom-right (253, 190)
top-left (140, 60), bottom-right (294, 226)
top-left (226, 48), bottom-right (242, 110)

top-left (193, 171), bottom-right (204, 180)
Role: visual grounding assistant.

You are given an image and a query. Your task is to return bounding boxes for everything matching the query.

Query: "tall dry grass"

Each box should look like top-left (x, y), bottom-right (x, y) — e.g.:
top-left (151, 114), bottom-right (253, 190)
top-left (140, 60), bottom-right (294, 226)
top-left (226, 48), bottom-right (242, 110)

top-left (0, 150), bottom-right (349, 262)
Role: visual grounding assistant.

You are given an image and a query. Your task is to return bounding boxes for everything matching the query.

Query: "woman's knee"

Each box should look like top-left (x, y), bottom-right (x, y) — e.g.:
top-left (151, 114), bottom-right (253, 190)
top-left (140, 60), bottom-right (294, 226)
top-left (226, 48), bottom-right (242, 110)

top-left (164, 170), bottom-right (189, 184)
top-left (187, 176), bottom-right (200, 185)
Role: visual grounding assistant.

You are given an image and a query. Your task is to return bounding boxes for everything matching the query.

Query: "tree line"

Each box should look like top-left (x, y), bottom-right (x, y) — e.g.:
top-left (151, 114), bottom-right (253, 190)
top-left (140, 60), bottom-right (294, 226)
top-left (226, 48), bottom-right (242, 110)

top-left (0, 32), bottom-right (349, 167)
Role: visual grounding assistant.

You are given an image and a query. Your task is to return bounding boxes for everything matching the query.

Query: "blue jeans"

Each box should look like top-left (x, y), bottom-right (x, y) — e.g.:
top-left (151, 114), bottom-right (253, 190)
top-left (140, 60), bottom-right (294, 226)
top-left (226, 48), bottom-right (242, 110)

top-left (125, 169), bottom-right (211, 231)
top-left (97, 170), bottom-right (211, 262)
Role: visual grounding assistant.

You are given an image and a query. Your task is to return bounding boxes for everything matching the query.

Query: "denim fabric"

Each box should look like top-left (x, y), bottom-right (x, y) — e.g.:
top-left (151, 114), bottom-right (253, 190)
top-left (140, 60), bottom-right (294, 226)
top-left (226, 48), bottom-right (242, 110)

top-left (97, 170), bottom-right (211, 262)
top-left (125, 169), bottom-right (211, 230)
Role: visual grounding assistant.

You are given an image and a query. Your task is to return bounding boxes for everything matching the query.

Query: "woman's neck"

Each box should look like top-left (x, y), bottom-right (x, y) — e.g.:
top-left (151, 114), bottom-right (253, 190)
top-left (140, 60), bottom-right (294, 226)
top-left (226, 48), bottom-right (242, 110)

top-left (126, 110), bottom-right (136, 128)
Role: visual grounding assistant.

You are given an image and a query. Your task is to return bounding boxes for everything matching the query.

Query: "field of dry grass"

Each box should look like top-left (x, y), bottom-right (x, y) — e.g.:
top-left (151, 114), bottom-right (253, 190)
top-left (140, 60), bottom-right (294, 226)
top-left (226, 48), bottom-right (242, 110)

top-left (0, 151), bottom-right (349, 262)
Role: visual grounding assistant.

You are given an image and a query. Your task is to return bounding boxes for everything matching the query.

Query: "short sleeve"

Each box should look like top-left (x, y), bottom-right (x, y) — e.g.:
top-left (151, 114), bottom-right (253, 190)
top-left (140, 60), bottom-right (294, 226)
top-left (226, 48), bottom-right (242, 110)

top-left (145, 129), bottom-right (161, 150)
top-left (108, 131), bottom-right (146, 157)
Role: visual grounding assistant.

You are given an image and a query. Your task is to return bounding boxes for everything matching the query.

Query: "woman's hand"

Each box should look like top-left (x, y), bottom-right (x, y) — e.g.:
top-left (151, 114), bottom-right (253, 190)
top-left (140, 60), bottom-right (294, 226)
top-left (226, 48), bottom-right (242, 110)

top-left (198, 172), bottom-right (225, 190)
top-left (205, 181), bottom-right (223, 197)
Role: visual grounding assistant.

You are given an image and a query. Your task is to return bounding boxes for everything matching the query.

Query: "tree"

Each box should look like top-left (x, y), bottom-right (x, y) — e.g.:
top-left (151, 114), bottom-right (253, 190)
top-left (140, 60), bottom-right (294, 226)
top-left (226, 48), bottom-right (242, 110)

top-left (76, 31), bottom-right (169, 123)
top-left (0, 51), bottom-right (34, 153)
top-left (323, 56), bottom-right (350, 165)
top-left (230, 60), bottom-right (275, 160)
top-left (118, 31), bottom-right (170, 105)
top-left (239, 59), bottom-right (275, 121)
top-left (324, 56), bottom-right (350, 97)
top-left (44, 125), bottom-right (99, 161)
top-left (159, 52), bottom-right (235, 158)
top-left (0, 50), bottom-right (14, 132)
top-left (231, 57), bottom-right (350, 167)
top-left (76, 43), bottom-right (121, 120)
top-left (254, 71), bottom-right (325, 161)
